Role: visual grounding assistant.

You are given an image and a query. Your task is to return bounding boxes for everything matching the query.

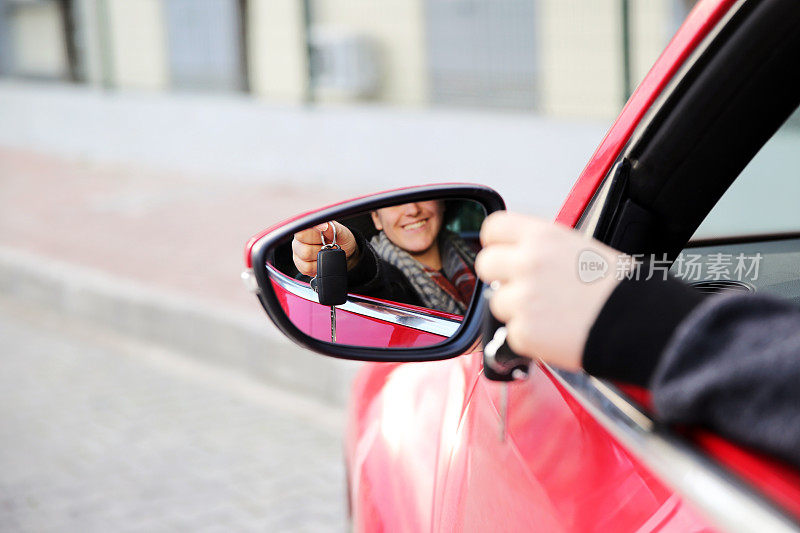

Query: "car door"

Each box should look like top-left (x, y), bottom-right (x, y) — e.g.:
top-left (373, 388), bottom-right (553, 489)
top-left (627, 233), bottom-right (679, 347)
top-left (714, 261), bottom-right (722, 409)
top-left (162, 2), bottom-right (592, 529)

top-left (433, 366), bottom-right (711, 532)
top-left (431, 0), bottom-right (800, 531)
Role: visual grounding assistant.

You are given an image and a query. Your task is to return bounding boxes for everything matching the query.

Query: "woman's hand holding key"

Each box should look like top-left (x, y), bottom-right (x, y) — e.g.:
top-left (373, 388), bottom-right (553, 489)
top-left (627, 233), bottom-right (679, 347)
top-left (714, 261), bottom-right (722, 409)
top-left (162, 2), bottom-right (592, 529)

top-left (292, 221), bottom-right (359, 278)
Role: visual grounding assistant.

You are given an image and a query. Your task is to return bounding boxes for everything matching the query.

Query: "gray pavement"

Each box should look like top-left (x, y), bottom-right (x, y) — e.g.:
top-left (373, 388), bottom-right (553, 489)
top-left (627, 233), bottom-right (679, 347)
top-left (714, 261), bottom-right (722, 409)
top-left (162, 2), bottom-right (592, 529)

top-left (0, 147), bottom-right (361, 407)
top-left (0, 297), bottom-right (348, 532)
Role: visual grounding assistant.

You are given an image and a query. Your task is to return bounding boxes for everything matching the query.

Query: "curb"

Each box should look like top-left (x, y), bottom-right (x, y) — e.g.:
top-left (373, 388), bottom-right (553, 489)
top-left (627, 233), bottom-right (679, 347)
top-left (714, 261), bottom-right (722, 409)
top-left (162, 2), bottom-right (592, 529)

top-left (0, 246), bottom-right (360, 407)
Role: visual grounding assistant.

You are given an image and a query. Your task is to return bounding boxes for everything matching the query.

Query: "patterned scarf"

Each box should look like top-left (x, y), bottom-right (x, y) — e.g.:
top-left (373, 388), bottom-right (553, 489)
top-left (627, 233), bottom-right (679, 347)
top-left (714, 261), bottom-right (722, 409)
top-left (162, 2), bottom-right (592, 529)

top-left (369, 230), bottom-right (477, 315)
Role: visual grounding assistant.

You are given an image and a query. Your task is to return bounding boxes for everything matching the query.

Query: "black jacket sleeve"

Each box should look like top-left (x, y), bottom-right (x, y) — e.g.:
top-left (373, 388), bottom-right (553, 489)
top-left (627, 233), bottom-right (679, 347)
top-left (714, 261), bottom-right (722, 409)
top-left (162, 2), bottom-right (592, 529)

top-left (583, 275), bottom-right (800, 468)
top-left (583, 275), bottom-right (707, 385)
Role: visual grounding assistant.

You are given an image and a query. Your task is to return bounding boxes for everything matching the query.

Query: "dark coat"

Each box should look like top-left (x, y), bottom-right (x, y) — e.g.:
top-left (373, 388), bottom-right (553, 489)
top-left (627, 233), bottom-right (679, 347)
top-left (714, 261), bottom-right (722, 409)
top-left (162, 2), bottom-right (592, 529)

top-left (344, 229), bottom-right (425, 308)
top-left (583, 274), bottom-right (800, 469)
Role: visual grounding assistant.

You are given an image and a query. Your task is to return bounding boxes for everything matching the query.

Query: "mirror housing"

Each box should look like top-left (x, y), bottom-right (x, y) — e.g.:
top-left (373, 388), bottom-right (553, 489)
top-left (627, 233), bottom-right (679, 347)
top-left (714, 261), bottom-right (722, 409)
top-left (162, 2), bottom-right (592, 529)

top-left (245, 183), bottom-right (505, 362)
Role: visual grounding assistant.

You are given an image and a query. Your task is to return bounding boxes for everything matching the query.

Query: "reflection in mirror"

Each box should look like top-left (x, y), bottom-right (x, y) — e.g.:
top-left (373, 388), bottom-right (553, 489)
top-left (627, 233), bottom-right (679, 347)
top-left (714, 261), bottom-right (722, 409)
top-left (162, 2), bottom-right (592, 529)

top-left (265, 198), bottom-right (486, 349)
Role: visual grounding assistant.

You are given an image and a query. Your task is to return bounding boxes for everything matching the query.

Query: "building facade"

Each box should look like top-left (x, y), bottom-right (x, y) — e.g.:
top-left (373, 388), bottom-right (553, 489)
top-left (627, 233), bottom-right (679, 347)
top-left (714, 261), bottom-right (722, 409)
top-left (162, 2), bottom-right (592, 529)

top-left (0, 0), bottom-right (692, 118)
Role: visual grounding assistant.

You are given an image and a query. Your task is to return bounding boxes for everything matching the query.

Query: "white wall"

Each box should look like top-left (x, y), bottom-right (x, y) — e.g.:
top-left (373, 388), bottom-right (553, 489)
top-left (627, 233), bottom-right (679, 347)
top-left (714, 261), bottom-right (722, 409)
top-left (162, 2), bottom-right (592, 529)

top-left (105, 0), bottom-right (168, 90)
top-left (247, 0), bottom-right (308, 102)
top-left (538, 0), bottom-right (680, 119)
top-left (538, 0), bottom-right (624, 119)
top-left (630, 0), bottom-right (674, 88)
top-left (8, 2), bottom-right (67, 78)
top-left (312, 0), bottom-right (427, 105)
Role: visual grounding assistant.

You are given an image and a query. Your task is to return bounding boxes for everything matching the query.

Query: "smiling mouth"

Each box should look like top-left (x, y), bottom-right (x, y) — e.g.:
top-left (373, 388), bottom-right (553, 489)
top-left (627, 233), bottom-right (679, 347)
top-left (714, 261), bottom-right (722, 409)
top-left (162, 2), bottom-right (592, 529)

top-left (403, 219), bottom-right (428, 230)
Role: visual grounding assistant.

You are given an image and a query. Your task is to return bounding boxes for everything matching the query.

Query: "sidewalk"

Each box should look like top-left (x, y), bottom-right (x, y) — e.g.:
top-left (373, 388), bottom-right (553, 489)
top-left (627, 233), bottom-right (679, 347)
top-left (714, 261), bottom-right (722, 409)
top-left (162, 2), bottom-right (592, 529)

top-left (0, 148), bottom-right (359, 314)
top-left (0, 147), bottom-right (361, 405)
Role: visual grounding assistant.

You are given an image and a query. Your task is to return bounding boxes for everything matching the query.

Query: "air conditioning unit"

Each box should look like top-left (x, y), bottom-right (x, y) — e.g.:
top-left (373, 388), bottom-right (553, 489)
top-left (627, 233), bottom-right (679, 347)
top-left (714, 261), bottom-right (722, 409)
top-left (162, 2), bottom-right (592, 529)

top-left (309, 27), bottom-right (379, 100)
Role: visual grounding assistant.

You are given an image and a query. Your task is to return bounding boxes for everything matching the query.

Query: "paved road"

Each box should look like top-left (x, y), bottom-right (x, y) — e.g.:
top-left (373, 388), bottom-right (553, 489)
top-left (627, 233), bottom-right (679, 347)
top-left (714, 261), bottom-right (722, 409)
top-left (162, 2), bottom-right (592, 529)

top-left (0, 299), bottom-right (348, 532)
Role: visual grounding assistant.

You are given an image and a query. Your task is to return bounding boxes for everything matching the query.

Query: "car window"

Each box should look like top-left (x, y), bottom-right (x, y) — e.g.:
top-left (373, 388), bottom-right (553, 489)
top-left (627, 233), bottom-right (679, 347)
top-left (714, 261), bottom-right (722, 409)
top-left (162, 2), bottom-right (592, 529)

top-left (693, 106), bottom-right (800, 238)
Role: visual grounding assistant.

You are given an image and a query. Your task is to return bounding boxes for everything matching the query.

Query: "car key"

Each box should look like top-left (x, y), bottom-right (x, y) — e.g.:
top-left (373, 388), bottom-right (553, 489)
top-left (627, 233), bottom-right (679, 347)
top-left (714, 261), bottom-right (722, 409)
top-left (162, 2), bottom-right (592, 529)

top-left (482, 284), bottom-right (531, 442)
top-left (311, 224), bottom-right (348, 342)
top-left (482, 286), bottom-right (531, 382)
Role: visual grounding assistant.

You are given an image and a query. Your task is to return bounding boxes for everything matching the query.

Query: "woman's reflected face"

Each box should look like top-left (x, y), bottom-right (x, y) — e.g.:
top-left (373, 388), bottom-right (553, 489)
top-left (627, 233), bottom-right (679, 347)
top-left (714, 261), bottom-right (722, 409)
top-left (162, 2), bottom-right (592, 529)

top-left (371, 201), bottom-right (445, 254)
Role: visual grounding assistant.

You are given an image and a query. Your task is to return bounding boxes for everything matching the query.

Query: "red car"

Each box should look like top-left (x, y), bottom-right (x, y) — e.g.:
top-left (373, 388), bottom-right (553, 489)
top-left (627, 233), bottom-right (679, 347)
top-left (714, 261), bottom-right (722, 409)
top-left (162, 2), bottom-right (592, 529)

top-left (245, 0), bottom-right (800, 530)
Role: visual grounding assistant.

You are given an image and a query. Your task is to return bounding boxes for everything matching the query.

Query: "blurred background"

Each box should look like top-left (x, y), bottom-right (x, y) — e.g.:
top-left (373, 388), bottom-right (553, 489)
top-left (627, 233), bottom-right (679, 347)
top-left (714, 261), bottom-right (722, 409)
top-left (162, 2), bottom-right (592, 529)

top-left (0, 0), bottom-right (697, 214)
top-left (0, 0), bottom-right (692, 110)
top-left (0, 1), bottom-right (698, 531)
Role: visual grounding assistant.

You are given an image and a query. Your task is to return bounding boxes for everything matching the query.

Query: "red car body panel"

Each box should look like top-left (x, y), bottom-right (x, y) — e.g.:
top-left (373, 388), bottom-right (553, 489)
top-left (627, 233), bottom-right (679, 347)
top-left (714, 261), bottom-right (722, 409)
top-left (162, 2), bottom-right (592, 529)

top-left (616, 386), bottom-right (800, 519)
top-left (690, 432), bottom-right (800, 519)
top-left (247, 0), bottom-right (800, 529)
top-left (345, 356), bottom-right (715, 532)
top-left (432, 363), bottom-right (717, 532)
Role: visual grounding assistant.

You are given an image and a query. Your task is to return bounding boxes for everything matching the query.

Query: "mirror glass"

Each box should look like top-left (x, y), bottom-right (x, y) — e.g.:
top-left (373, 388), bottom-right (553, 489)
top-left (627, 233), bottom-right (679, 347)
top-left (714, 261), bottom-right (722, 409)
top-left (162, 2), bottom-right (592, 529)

top-left (265, 198), bottom-right (486, 348)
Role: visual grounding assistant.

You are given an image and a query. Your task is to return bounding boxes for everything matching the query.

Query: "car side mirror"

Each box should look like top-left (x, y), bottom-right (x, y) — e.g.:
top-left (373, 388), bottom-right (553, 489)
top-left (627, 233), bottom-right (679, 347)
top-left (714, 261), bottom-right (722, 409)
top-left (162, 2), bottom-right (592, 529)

top-left (243, 184), bottom-right (505, 362)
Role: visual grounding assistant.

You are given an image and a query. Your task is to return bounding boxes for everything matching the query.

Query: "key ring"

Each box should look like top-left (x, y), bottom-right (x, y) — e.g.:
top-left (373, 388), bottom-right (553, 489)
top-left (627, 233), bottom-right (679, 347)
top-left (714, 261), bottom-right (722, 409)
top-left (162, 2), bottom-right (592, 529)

top-left (320, 222), bottom-right (339, 249)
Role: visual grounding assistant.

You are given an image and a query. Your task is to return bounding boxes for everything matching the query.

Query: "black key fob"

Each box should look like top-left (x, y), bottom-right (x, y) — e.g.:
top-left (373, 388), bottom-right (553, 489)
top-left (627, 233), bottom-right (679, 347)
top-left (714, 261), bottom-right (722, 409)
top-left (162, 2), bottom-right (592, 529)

top-left (482, 290), bottom-right (530, 381)
top-left (315, 246), bottom-right (348, 306)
